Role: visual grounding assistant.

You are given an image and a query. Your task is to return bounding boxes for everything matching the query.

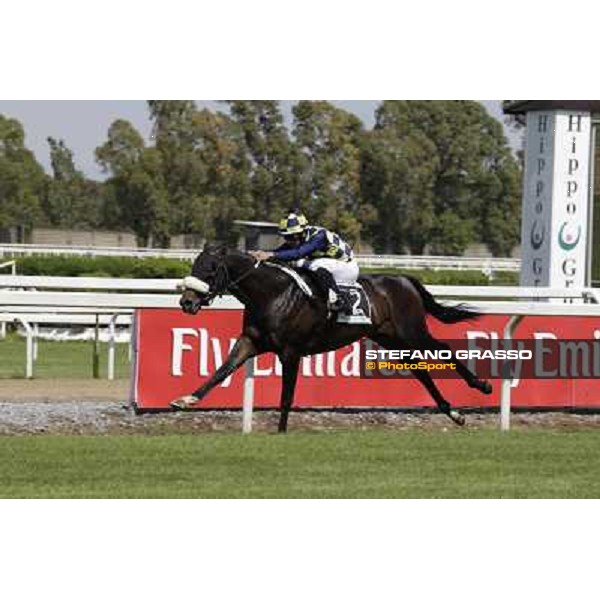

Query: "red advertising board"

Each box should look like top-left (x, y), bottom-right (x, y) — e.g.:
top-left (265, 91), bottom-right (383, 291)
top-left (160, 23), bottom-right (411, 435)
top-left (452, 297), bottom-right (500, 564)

top-left (132, 308), bottom-right (600, 410)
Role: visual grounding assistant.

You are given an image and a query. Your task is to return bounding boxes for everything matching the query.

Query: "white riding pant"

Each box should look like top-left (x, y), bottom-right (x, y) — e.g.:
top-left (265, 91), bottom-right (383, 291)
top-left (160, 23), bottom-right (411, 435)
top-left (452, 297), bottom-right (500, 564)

top-left (301, 257), bottom-right (359, 284)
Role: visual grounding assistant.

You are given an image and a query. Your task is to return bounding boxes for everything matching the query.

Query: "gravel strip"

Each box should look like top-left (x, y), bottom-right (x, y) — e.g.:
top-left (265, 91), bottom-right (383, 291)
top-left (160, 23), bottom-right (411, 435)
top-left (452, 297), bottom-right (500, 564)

top-left (2, 400), bottom-right (600, 435)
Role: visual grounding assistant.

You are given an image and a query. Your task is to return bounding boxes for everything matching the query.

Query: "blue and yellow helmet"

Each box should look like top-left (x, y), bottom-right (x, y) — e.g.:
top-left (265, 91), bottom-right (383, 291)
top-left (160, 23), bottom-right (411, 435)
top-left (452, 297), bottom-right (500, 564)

top-left (278, 211), bottom-right (308, 236)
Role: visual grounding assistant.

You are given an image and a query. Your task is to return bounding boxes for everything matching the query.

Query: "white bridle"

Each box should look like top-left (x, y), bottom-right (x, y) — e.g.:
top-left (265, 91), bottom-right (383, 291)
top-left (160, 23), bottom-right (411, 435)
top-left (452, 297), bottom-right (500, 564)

top-left (178, 275), bottom-right (210, 294)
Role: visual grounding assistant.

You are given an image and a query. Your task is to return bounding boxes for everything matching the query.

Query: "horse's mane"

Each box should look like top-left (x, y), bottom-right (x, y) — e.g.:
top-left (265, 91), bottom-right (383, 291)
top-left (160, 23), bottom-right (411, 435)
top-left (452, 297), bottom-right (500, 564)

top-left (197, 243), bottom-right (311, 294)
top-left (201, 242), bottom-right (229, 254)
top-left (201, 243), bottom-right (249, 259)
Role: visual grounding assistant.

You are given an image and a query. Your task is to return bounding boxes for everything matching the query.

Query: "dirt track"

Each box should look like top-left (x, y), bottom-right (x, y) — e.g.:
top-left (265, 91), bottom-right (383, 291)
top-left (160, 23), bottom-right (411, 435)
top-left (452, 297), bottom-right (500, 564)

top-left (0, 379), bottom-right (128, 402)
top-left (1, 379), bottom-right (600, 435)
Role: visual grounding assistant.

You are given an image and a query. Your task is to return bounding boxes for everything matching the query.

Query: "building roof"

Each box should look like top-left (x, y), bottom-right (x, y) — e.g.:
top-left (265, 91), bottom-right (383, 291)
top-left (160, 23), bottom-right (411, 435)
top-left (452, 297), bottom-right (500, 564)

top-left (504, 100), bottom-right (600, 114)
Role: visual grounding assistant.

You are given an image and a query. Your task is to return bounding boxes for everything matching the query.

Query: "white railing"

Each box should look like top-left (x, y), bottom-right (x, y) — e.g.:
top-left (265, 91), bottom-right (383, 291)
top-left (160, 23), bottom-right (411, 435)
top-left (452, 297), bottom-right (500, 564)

top-left (0, 260), bottom-right (17, 274)
top-left (0, 312), bottom-right (133, 379)
top-left (0, 275), bottom-right (231, 380)
top-left (1, 275), bottom-right (599, 431)
top-left (0, 243), bottom-right (521, 273)
top-left (0, 243), bottom-right (196, 260)
top-left (355, 254), bottom-right (521, 272)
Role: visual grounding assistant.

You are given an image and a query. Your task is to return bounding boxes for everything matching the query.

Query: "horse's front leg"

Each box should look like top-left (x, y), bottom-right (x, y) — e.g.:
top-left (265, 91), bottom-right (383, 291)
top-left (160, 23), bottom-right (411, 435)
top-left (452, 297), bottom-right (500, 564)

top-left (170, 336), bottom-right (258, 410)
top-left (278, 354), bottom-right (300, 433)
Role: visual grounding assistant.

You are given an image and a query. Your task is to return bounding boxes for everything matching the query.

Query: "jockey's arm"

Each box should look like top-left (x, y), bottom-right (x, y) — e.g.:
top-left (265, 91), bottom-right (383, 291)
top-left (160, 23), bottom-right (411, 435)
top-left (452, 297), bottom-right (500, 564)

top-left (272, 230), bottom-right (327, 261)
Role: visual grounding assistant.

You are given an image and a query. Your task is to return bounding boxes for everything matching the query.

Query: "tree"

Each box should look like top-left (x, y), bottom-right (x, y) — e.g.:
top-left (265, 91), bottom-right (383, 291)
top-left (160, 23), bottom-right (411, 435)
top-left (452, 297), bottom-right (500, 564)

top-left (361, 122), bottom-right (439, 253)
top-left (292, 101), bottom-right (377, 246)
top-left (501, 100), bottom-right (526, 168)
top-left (146, 101), bottom-right (255, 244)
top-left (123, 147), bottom-right (171, 247)
top-left (369, 101), bottom-right (521, 255)
top-left (97, 106), bottom-right (255, 246)
top-left (225, 101), bottom-right (297, 221)
top-left (44, 137), bottom-right (104, 229)
top-left (95, 118), bottom-right (146, 231)
top-left (501, 101), bottom-right (526, 128)
top-left (184, 108), bottom-right (253, 243)
top-left (0, 114), bottom-right (46, 237)
top-left (428, 211), bottom-right (475, 255)
top-left (96, 120), bottom-right (170, 246)
top-left (95, 118), bottom-right (145, 175)
top-left (146, 100), bottom-right (198, 197)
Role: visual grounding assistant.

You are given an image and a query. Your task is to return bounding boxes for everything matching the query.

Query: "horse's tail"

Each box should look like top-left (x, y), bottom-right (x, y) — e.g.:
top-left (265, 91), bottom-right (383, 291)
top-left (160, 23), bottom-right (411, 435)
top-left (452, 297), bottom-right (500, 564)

top-left (403, 275), bottom-right (481, 324)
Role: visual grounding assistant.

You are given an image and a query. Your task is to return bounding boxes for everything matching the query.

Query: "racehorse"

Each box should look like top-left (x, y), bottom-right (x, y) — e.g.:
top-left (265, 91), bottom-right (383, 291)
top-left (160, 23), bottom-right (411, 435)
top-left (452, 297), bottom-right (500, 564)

top-left (171, 246), bottom-right (492, 432)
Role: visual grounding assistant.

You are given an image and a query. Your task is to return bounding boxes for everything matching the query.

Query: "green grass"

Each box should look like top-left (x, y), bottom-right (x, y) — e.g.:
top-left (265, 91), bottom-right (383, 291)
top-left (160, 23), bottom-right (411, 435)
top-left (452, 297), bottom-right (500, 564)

top-left (0, 334), bottom-right (130, 379)
top-left (1, 429), bottom-right (599, 498)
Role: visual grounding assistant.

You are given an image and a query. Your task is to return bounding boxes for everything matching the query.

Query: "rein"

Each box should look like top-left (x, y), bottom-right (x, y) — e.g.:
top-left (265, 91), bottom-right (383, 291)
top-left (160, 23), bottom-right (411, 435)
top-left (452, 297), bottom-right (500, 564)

top-left (203, 256), bottom-right (260, 303)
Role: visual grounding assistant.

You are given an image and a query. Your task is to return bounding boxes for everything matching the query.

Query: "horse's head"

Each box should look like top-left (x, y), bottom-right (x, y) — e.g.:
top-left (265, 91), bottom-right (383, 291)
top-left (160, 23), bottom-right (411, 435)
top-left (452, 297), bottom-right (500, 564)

top-left (179, 248), bottom-right (224, 315)
top-left (179, 245), bottom-right (257, 314)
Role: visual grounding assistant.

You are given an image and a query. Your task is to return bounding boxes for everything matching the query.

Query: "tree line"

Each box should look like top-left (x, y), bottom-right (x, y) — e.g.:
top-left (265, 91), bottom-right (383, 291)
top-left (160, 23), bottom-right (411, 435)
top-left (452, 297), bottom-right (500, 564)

top-left (0, 100), bottom-right (522, 255)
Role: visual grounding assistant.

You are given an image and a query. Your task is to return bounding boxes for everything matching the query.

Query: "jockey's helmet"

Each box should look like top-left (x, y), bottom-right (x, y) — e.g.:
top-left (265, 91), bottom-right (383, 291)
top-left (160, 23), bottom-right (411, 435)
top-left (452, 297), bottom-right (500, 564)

top-left (278, 211), bottom-right (308, 236)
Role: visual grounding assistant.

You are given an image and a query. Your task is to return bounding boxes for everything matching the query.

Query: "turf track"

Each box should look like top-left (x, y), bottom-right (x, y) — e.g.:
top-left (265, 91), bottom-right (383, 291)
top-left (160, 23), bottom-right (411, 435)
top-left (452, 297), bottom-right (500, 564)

top-left (1, 429), bottom-right (599, 498)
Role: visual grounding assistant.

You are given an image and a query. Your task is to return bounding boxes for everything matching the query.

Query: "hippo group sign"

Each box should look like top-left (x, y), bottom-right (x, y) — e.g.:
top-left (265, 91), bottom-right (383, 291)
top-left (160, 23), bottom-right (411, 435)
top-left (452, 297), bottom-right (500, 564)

top-left (519, 108), bottom-right (592, 289)
top-left (131, 308), bottom-right (600, 410)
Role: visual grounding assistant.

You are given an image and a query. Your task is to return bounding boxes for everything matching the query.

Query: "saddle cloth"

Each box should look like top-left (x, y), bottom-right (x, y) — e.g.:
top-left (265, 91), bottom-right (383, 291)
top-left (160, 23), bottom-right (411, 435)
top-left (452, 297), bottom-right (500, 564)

top-left (264, 263), bottom-right (371, 325)
top-left (336, 282), bottom-right (372, 325)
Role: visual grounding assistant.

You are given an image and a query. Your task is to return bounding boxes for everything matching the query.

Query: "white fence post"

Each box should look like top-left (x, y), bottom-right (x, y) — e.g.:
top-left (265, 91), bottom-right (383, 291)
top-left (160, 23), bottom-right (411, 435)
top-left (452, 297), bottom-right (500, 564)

top-left (107, 314), bottom-right (117, 380)
top-left (33, 324), bottom-right (39, 361)
top-left (0, 262), bottom-right (15, 341)
top-left (242, 359), bottom-right (255, 434)
top-left (18, 318), bottom-right (34, 378)
top-left (500, 315), bottom-right (524, 432)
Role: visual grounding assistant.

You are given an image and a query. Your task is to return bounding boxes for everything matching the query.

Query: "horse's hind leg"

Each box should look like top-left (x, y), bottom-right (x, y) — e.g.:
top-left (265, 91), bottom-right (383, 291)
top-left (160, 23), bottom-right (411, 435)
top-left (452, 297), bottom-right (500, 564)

top-left (371, 334), bottom-right (465, 426)
top-left (419, 334), bottom-right (492, 395)
top-left (378, 287), bottom-right (491, 396)
top-left (411, 368), bottom-right (465, 426)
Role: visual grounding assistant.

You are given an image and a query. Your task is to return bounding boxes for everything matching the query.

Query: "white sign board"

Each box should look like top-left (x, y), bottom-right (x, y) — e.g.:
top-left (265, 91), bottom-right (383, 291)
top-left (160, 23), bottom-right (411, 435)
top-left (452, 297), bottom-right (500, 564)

top-left (520, 111), bottom-right (591, 293)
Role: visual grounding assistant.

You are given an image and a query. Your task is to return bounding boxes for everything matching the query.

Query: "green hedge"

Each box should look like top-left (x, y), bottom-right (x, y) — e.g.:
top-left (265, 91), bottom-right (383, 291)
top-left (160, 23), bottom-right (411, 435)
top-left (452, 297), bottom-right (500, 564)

top-left (14, 255), bottom-right (519, 286)
top-left (16, 256), bottom-right (191, 279)
top-left (361, 267), bottom-right (518, 286)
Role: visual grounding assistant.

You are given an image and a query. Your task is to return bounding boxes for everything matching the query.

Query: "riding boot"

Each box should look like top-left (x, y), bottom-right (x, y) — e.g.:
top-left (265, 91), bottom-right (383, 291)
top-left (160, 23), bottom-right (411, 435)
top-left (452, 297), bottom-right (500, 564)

top-left (312, 268), bottom-right (349, 313)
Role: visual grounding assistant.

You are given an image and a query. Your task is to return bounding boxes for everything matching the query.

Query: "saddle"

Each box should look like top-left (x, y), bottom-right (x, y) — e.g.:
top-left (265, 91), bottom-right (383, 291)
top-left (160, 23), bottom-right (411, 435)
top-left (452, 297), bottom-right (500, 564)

top-left (264, 262), bottom-right (372, 325)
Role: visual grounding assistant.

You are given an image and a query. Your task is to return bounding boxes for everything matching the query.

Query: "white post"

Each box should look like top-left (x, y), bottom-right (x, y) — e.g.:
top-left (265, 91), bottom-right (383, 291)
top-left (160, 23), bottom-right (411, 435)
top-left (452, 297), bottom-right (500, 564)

top-left (242, 359), bottom-right (255, 434)
top-left (108, 314), bottom-right (117, 380)
top-left (500, 315), bottom-right (524, 431)
top-left (0, 322), bottom-right (6, 339)
top-left (19, 318), bottom-right (33, 379)
top-left (33, 324), bottom-right (39, 361)
top-left (128, 323), bottom-right (133, 362)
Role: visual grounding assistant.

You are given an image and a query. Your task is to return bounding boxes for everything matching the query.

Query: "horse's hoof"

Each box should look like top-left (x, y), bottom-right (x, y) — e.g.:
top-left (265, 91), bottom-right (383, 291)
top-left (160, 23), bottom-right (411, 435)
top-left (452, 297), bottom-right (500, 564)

top-left (170, 395), bottom-right (197, 411)
top-left (450, 410), bottom-right (466, 426)
top-left (479, 381), bottom-right (493, 395)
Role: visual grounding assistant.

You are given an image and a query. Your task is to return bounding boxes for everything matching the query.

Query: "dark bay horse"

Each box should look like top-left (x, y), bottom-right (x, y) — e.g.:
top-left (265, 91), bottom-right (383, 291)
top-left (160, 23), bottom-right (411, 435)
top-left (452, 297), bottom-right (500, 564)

top-left (171, 247), bottom-right (492, 431)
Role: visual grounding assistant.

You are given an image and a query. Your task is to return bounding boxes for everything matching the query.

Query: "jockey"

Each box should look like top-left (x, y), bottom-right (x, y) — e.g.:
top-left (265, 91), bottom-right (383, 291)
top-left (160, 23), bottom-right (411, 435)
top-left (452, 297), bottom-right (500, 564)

top-left (249, 211), bottom-right (359, 312)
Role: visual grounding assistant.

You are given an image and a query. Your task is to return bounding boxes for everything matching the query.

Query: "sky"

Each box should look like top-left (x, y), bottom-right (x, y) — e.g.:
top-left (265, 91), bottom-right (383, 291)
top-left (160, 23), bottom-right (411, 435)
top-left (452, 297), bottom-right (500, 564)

top-left (0, 100), bottom-right (521, 181)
